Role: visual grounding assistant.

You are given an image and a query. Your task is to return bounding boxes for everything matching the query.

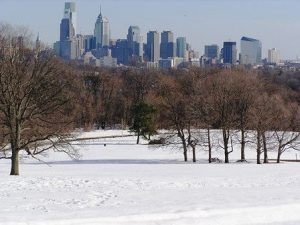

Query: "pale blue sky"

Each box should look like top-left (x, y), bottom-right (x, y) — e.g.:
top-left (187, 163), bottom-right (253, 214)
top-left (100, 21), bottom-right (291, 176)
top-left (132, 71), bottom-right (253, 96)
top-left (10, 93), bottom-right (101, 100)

top-left (0, 0), bottom-right (299, 59)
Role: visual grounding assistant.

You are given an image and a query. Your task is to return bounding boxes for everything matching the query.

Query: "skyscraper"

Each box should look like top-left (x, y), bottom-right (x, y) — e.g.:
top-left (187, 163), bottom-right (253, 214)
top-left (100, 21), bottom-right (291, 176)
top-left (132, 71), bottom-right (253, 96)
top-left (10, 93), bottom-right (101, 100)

top-left (64, 2), bottom-right (76, 36)
top-left (59, 2), bottom-right (76, 60)
top-left (160, 31), bottom-right (175, 59)
top-left (111, 39), bottom-right (130, 65)
top-left (268, 48), bottom-right (280, 64)
top-left (60, 18), bottom-right (74, 41)
top-left (84, 35), bottom-right (96, 51)
top-left (204, 44), bottom-right (219, 59)
top-left (176, 37), bottom-right (187, 60)
top-left (240, 36), bottom-right (262, 65)
top-left (223, 42), bottom-right (237, 64)
top-left (146, 31), bottom-right (160, 62)
top-left (127, 26), bottom-right (143, 62)
top-left (94, 6), bottom-right (110, 48)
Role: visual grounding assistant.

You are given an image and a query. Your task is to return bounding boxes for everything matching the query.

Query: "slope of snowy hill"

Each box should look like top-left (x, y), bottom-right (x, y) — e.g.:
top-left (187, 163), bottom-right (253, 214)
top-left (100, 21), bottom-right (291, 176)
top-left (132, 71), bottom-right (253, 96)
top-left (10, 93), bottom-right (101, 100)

top-left (0, 130), bottom-right (299, 225)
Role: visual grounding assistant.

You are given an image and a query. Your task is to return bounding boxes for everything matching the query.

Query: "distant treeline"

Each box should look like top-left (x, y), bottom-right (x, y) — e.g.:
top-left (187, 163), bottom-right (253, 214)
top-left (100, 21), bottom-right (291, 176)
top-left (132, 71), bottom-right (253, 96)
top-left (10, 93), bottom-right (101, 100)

top-left (1, 23), bottom-right (300, 175)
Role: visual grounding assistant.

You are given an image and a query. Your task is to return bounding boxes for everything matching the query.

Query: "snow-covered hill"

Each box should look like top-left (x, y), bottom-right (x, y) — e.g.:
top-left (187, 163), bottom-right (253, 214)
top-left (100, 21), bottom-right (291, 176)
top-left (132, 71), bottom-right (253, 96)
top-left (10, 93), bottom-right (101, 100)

top-left (0, 130), bottom-right (299, 225)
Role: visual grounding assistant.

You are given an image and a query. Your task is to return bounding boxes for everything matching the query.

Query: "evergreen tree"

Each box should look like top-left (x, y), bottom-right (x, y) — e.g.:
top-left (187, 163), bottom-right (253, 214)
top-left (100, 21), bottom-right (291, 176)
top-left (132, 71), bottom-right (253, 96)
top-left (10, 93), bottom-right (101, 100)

top-left (130, 102), bottom-right (157, 144)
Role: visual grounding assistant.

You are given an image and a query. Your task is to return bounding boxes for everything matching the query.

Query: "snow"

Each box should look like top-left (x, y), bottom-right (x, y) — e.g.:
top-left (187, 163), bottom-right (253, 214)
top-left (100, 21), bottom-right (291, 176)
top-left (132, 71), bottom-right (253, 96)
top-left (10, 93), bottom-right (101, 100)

top-left (0, 130), bottom-right (300, 225)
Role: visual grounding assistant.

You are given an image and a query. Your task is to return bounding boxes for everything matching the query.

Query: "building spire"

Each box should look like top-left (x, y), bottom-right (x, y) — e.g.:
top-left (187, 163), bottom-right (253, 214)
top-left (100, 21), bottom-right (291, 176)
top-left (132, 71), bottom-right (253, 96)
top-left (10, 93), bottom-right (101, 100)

top-left (100, 4), bottom-right (102, 15)
top-left (35, 32), bottom-right (41, 51)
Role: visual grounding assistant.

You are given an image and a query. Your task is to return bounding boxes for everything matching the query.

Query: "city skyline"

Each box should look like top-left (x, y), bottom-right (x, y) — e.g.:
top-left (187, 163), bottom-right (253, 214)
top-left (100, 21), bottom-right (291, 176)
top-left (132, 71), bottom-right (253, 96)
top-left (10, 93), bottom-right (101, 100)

top-left (1, 0), bottom-right (300, 59)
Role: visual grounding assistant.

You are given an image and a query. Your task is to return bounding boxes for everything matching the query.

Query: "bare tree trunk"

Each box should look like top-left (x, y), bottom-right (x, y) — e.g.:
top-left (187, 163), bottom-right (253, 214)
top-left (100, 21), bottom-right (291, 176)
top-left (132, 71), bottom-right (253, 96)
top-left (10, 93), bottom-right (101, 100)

top-left (10, 122), bottom-right (21, 175)
top-left (240, 129), bottom-right (246, 161)
top-left (192, 146), bottom-right (196, 163)
top-left (187, 125), bottom-right (196, 163)
top-left (207, 127), bottom-right (212, 163)
top-left (223, 128), bottom-right (229, 163)
top-left (136, 130), bottom-right (140, 144)
top-left (277, 147), bottom-right (282, 163)
top-left (262, 132), bottom-right (268, 163)
top-left (177, 128), bottom-right (188, 162)
top-left (183, 139), bottom-right (188, 162)
top-left (256, 130), bottom-right (261, 164)
top-left (10, 147), bottom-right (20, 176)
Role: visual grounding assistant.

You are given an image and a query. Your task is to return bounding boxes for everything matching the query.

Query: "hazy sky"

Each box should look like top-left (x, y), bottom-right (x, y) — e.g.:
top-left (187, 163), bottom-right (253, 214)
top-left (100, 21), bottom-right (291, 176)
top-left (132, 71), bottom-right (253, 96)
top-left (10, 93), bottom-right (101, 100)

top-left (0, 0), bottom-right (299, 59)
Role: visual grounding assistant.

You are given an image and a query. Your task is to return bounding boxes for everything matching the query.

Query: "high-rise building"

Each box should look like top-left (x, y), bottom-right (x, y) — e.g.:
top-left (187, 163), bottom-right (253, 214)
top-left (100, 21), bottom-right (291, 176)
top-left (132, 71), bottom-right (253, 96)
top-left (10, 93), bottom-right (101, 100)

top-left (60, 18), bottom-right (75, 42)
top-left (240, 36), bottom-right (262, 65)
top-left (127, 26), bottom-right (143, 62)
top-left (111, 39), bottom-right (130, 65)
top-left (64, 2), bottom-right (76, 35)
top-left (60, 39), bottom-right (76, 60)
top-left (176, 37), bottom-right (187, 60)
top-left (59, 4), bottom-right (76, 61)
top-left (84, 35), bottom-right (96, 51)
top-left (223, 42), bottom-right (237, 64)
top-left (268, 48), bottom-right (280, 64)
top-left (75, 34), bottom-right (85, 59)
top-left (94, 7), bottom-right (110, 48)
top-left (160, 31), bottom-right (175, 59)
top-left (53, 41), bottom-right (61, 55)
top-left (204, 44), bottom-right (219, 59)
top-left (146, 31), bottom-right (160, 62)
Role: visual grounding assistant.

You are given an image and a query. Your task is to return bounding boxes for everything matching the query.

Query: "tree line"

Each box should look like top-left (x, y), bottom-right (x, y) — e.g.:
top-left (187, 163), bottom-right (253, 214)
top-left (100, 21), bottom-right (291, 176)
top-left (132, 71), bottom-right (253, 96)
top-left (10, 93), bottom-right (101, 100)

top-left (1, 23), bottom-right (300, 175)
top-left (74, 64), bottom-right (300, 164)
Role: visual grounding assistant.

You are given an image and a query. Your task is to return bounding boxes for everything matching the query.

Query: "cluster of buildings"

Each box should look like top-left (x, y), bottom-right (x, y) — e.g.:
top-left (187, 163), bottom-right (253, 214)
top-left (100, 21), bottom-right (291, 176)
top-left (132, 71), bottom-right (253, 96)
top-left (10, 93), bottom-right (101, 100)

top-left (53, 2), bottom-right (281, 69)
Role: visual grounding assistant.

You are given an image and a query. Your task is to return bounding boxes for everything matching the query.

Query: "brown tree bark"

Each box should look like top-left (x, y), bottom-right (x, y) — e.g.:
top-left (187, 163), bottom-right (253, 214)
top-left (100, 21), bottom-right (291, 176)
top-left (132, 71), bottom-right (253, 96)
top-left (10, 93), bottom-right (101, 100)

top-left (10, 149), bottom-right (20, 176)
top-left (256, 130), bottom-right (261, 164)
top-left (136, 130), bottom-right (140, 144)
top-left (277, 148), bottom-right (281, 164)
top-left (207, 127), bottom-right (212, 163)
top-left (262, 132), bottom-right (268, 163)
top-left (223, 128), bottom-right (230, 163)
top-left (240, 129), bottom-right (246, 161)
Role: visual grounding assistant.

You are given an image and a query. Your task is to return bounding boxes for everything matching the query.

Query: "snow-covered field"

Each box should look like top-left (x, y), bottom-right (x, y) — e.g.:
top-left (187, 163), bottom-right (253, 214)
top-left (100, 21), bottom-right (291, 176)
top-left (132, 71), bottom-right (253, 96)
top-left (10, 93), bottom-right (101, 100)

top-left (0, 130), bottom-right (300, 225)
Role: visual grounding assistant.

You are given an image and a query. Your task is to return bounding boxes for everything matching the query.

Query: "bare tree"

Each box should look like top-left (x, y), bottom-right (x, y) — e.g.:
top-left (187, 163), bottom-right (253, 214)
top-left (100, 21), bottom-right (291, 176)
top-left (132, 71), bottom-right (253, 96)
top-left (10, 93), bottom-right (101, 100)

top-left (250, 93), bottom-right (279, 164)
top-left (207, 71), bottom-right (237, 163)
top-left (0, 25), bottom-right (77, 175)
top-left (191, 71), bottom-right (216, 163)
top-left (273, 102), bottom-right (300, 163)
top-left (158, 76), bottom-right (189, 162)
top-left (231, 70), bottom-right (258, 161)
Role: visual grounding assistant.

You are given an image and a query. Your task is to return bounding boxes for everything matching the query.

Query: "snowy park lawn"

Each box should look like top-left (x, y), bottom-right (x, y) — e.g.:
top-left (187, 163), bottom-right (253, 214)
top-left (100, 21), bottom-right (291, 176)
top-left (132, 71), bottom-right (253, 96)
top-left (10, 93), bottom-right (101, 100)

top-left (0, 130), bottom-right (300, 225)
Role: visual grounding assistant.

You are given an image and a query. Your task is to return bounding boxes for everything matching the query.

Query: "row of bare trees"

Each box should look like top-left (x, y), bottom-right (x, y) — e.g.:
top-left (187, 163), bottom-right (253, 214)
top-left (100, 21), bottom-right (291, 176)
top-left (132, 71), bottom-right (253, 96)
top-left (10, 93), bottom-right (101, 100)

top-left (1, 23), bottom-right (300, 175)
top-left (156, 69), bottom-right (300, 164)
top-left (73, 65), bottom-right (300, 164)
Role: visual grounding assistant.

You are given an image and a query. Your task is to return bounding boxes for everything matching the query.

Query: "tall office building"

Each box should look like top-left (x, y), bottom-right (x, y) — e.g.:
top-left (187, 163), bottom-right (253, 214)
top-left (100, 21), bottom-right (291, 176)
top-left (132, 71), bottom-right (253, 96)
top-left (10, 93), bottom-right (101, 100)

top-left (127, 26), bottom-right (143, 61)
top-left (60, 39), bottom-right (76, 60)
top-left (64, 2), bottom-right (76, 35)
top-left (60, 18), bottom-right (74, 41)
top-left (204, 44), bottom-right (219, 59)
top-left (240, 36), bottom-right (262, 65)
top-left (111, 39), bottom-right (130, 65)
top-left (176, 37), bottom-right (187, 60)
top-left (223, 42), bottom-right (237, 64)
top-left (160, 31), bottom-right (175, 59)
top-left (146, 31), bottom-right (160, 62)
top-left (84, 35), bottom-right (96, 51)
top-left (75, 34), bottom-right (85, 58)
top-left (60, 3), bottom-right (76, 61)
top-left (268, 48), bottom-right (280, 64)
top-left (94, 7), bottom-right (110, 48)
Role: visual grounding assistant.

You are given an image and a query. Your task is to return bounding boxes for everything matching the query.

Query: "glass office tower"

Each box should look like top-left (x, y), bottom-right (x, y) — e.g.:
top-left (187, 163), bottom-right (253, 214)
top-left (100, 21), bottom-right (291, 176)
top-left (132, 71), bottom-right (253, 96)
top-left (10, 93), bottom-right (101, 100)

top-left (240, 36), bottom-right (262, 65)
top-left (223, 42), bottom-right (237, 64)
